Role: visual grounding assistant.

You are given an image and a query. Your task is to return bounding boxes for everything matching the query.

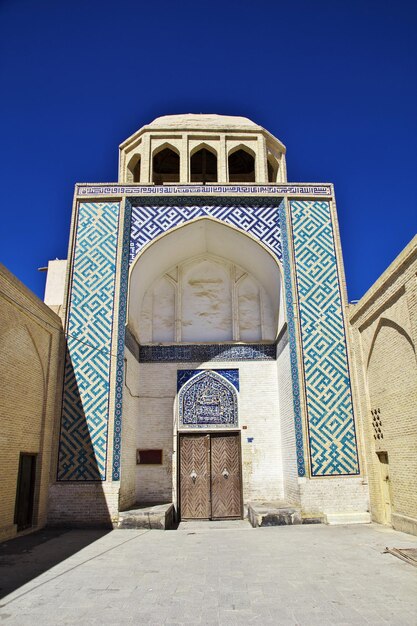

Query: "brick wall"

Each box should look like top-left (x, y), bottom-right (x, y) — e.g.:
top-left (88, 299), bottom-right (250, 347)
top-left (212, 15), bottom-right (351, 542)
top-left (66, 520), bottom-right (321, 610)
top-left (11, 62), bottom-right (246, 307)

top-left (350, 236), bottom-right (417, 535)
top-left (0, 264), bottom-right (64, 541)
top-left (277, 342), bottom-right (301, 504)
top-left (121, 357), bottom-right (286, 508)
top-left (47, 483), bottom-right (119, 527)
top-left (298, 477), bottom-right (369, 515)
top-left (118, 349), bottom-right (139, 510)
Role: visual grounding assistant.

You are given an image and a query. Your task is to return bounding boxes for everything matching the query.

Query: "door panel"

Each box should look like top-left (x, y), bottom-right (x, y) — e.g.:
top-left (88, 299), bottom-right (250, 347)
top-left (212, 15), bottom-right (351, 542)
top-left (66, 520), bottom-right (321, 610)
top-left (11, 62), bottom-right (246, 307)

top-left (179, 433), bottom-right (242, 520)
top-left (180, 435), bottom-right (210, 519)
top-left (211, 435), bottom-right (241, 519)
top-left (377, 451), bottom-right (392, 524)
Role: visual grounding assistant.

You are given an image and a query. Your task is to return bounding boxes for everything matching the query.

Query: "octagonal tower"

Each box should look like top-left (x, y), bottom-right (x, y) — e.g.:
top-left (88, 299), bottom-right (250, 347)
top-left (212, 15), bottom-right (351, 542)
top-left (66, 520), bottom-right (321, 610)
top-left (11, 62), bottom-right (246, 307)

top-left (119, 114), bottom-right (287, 184)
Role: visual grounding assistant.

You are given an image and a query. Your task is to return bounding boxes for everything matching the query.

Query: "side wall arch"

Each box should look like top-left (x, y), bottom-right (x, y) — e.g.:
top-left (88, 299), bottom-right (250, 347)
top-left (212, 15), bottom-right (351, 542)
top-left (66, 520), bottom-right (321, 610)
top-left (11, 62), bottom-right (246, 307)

top-left (367, 320), bottom-right (417, 523)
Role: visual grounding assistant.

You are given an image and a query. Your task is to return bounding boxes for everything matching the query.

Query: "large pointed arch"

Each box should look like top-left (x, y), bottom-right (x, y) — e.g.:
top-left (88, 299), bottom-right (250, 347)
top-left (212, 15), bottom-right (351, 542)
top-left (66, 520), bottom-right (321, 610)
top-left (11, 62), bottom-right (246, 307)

top-left (127, 216), bottom-right (284, 343)
top-left (366, 317), bottom-right (415, 370)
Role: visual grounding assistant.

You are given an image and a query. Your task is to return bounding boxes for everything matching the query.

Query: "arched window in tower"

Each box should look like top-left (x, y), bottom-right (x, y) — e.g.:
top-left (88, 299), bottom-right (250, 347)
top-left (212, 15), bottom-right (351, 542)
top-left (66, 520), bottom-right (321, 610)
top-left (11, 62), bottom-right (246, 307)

top-left (127, 155), bottom-right (141, 183)
top-left (228, 148), bottom-right (256, 183)
top-left (267, 154), bottom-right (278, 183)
top-left (153, 146), bottom-right (180, 184)
top-left (190, 148), bottom-right (218, 183)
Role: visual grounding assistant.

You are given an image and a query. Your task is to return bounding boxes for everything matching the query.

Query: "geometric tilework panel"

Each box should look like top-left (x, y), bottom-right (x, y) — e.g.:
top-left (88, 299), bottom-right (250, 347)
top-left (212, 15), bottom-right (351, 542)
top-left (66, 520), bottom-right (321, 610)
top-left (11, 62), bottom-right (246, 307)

top-left (129, 204), bottom-right (282, 263)
top-left (58, 202), bottom-right (120, 481)
top-left (290, 201), bottom-right (359, 476)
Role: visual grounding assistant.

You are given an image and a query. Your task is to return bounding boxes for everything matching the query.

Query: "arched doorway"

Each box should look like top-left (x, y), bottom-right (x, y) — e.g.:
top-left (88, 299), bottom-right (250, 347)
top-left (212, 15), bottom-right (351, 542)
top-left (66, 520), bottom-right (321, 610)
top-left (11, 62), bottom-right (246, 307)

top-left (178, 370), bottom-right (242, 519)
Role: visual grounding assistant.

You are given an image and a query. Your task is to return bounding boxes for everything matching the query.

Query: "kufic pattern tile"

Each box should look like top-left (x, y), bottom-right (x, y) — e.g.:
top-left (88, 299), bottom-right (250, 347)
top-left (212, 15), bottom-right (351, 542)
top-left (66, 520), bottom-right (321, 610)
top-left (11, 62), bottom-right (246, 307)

top-left (58, 202), bottom-right (120, 481)
top-left (290, 200), bottom-right (359, 476)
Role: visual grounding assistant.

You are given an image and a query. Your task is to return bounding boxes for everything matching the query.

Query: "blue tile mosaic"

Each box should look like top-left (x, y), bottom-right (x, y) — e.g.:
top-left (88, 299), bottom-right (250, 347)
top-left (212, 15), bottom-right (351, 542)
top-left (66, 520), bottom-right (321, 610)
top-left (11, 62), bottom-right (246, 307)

top-left (77, 184), bottom-right (333, 198)
top-left (112, 199), bottom-right (132, 481)
top-left (279, 201), bottom-right (306, 477)
top-left (58, 202), bottom-right (120, 481)
top-left (59, 183), bottom-right (359, 486)
top-left (290, 200), bottom-right (359, 476)
top-left (129, 203), bottom-right (283, 264)
top-left (177, 369), bottom-right (239, 392)
top-left (178, 370), bottom-right (238, 429)
top-left (138, 344), bottom-right (276, 363)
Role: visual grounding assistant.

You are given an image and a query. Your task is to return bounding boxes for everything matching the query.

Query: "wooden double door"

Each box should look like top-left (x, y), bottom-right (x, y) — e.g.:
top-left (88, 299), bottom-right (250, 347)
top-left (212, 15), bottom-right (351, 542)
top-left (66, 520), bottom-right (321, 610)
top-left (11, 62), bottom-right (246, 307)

top-left (179, 433), bottom-right (242, 520)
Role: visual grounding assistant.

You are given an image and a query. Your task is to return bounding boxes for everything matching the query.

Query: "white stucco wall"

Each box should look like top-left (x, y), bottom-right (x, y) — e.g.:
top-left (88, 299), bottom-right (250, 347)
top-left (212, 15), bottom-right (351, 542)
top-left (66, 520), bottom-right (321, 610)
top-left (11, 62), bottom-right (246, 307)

top-left (277, 340), bottom-right (300, 504)
top-left (122, 357), bottom-right (285, 506)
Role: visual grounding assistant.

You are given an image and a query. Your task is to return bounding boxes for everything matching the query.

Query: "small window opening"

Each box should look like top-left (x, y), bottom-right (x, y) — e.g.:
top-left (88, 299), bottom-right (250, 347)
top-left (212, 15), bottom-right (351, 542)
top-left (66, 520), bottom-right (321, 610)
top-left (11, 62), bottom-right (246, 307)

top-left (228, 149), bottom-right (255, 183)
top-left (371, 408), bottom-right (384, 441)
top-left (137, 449), bottom-right (163, 464)
top-left (153, 148), bottom-right (180, 184)
top-left (190, 148), bottom-right (217, 183)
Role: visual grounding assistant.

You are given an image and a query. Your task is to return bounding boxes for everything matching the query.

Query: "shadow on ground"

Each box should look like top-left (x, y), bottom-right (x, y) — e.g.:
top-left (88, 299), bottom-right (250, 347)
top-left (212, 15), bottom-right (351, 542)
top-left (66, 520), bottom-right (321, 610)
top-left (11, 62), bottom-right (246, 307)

top-left (0, 528), bottom-right (110, 599)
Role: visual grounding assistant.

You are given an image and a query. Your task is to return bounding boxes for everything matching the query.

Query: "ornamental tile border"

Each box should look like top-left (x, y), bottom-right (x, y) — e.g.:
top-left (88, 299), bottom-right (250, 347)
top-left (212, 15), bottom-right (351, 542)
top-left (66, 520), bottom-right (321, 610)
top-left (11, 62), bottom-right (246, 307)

top-left (278, 202), bottom-right (306, 476)
top-left (112, 200), bottom-right (132, 481)
top-left (77, 183), bottom-right (333, 197)
top-left (137, 343), bottom-right (276, 363)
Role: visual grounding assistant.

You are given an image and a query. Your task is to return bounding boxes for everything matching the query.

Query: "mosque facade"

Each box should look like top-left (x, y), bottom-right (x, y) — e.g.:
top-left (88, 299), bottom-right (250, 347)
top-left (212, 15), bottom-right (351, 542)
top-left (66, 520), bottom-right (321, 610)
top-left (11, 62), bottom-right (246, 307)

top-left (44, 114), bottom-right (371, 526)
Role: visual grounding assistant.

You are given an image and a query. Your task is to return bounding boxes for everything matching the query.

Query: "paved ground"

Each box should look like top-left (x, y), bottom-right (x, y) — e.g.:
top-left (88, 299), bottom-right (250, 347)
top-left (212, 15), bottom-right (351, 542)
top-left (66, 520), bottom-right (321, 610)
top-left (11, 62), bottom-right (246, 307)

top-left (0, 522), bottom-right (416, 625)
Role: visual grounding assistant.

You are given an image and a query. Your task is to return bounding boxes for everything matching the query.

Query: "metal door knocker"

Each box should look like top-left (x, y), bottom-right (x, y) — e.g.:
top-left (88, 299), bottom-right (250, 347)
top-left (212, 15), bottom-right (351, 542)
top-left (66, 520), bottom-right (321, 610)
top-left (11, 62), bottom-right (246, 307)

top-left (222, 468), bottom-right (229, 479)
top-left (190, 470), bottom-right (197, 483)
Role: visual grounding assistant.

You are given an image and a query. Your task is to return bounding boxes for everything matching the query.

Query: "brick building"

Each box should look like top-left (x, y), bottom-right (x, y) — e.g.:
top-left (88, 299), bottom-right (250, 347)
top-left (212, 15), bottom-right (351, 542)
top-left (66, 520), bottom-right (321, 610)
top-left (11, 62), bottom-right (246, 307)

top-left (0, 265), bottom-right (63, 541)
top-left (2, 114), bottom-right (415, 539)
top-left (349, 237), bottom-right (417, 536)
top-left (46, 114), bottom-right (369, 527)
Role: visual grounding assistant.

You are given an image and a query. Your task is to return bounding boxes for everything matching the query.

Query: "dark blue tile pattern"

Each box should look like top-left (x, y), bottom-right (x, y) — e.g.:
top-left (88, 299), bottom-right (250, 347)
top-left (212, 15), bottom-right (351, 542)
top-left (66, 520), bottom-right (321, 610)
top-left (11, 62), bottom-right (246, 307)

top-left (178, 370), bottom-right (238, 428)
top-left (139, 344), bottom-right (276, 363)
top-left (177, 369), bottom-right (239, 392)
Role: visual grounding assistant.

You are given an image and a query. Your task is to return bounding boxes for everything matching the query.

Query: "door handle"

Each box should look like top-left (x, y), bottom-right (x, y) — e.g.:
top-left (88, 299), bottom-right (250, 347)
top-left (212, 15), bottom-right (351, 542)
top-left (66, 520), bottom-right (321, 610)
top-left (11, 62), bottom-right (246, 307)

top-left (222, 468), bottom-right (229, 479)
top-left (190, 470), bottom-right (197, 483)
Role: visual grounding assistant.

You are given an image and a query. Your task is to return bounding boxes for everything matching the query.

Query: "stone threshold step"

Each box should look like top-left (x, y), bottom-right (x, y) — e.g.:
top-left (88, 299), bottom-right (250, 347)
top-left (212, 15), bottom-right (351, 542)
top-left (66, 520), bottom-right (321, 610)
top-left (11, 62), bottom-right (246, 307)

top-left (117, 502), bottom-right (175, 530)
top-left (248, 501), bottom-right (308, 527)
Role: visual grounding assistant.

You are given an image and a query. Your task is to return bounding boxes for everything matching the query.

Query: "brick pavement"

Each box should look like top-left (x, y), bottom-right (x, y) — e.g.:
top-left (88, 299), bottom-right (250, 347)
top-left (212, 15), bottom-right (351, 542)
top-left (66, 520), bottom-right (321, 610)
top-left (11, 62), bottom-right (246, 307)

top-left (0, 522), bottom-right (416, 625)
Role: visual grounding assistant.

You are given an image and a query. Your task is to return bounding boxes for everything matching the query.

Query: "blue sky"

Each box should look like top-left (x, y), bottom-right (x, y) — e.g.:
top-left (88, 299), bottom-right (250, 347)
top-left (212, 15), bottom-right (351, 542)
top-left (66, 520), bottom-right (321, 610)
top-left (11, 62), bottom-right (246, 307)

top-left (1, 0), bottom-right (416, 300)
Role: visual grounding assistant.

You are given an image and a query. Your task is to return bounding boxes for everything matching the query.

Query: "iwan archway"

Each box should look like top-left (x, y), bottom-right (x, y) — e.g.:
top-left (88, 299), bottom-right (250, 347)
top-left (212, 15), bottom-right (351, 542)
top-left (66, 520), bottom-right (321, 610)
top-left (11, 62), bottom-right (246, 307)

top-left (123, 215), bottom-right (293, 517)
